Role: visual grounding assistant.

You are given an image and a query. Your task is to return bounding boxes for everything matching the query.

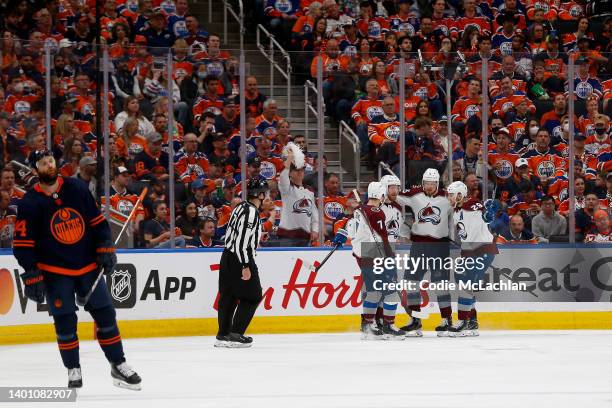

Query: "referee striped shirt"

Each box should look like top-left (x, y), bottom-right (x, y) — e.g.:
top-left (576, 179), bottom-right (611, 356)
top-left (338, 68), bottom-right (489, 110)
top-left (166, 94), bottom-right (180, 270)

top-left (224, 201), bottom-right (261, 266)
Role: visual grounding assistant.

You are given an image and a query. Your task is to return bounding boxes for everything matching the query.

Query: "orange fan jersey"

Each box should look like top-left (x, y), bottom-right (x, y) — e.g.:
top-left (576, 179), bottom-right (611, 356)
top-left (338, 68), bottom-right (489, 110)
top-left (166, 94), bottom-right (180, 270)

top-left (192, 96), bottom-right (224, 122)
top-left (558, 2), bottom-right (584, 20)
top-left (395, 95), bottom-right (420, 122)
top-left (488, 151), bottom-right (520, 183)
top-left (310, 54), bottom-right (349, 79)
top-left (320, 195), bottom-right (347, 224)
top-left (450, 16), bottom-right (491, 38)
top-left (526, 0), bottom-right (558, 20)
top-left (101, 193), bottom-right (146, 224)
top-left (116, 134), bottom-right (148, 158)
top-left (467, 59), bottom-right (502, 80)
top-left (547, 177), bottom-right (569, 203)
top-left (351, 97), bottom-right (384, 124)
top-left (452, 96), bottom-right (481, 122)
top-left (174, 151), bottom-right (210, 183)
top-left (368, 121), bottom-right (401, 146)
top-left (491, 94), bottom-right (535, 119)
top-left (524, 152), bottom-right (565, 179)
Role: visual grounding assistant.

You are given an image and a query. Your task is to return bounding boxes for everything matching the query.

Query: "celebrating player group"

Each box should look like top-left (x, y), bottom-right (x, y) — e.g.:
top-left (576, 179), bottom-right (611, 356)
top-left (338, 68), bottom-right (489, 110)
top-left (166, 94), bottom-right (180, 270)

top-left (335, 167), bottom-right (498, 340)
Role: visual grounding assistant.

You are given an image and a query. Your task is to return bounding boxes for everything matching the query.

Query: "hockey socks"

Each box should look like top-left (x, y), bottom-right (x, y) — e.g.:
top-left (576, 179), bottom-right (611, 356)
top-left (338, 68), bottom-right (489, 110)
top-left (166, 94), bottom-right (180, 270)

top-left (53, 313), bottom-right (80, 369)
top-left (90, 306), bottom-right (125, 364)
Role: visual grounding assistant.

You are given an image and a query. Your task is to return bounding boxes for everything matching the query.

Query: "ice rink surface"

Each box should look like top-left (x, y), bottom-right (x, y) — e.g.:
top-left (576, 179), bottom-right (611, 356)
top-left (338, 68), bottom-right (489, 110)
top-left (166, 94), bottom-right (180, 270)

top-left (1, 331), bottom-right (611, 408)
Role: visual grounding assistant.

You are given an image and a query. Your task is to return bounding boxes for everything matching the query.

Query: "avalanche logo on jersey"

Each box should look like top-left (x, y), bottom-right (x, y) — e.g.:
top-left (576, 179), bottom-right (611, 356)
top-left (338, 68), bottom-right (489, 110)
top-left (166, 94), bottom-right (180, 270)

top-left (494, 160), bottom-right (513, 179)
top-left (384, 125), bottom-right (400, 142)
top-left (366, 106), bottom-right (384, 121)
top-left (293, 198), bottom-right (312, 216)
top-left (50, 208), bottom-right (85, 245)
top-left (464, 105), bottom-right (479, 119)
top-left (386, 218), bottom-right (400, 239)
top-left (456, 221), bottom-right (468, 241)
top-left (275, 0), bottom-right (293, 13)
top-left (324, 201), bottom-right (344, 220)
top-left (576, 81), bottom-right (594, 100)
top-left (417, 205), bottom-right (441, 225)
top-left (259, 161), bottom-right (277, 179)
top-left (536, 160), bottom-right (555, 178)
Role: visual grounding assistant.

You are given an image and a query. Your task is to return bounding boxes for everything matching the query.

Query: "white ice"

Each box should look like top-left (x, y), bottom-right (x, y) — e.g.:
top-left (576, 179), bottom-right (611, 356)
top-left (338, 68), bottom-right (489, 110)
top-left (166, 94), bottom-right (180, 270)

top-left (1, 331), bottom-right (611, 408)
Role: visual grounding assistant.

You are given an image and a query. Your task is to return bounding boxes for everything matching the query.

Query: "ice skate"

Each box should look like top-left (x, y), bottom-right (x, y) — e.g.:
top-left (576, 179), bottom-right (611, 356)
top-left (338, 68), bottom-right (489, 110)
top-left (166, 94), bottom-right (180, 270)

top-left (435, 317), bottom-right (452, 337)
top-left (67, 368), bottom-right (82, 388)
top-left (214, 335), bottom-right (231, 348)
top-left (227, 333), bottom-right (253, 348)
top-left (449, 320), bottom-right (473, 337)
top-left (468, 318), bottom-right (479, 336)
top-left (361, 322), bottom-right (386, 340)
top-left (400, 316), bottom-right (423, 337)
top-left (381, 322), bottom-right (406, 340)
top-left (111, 362), bottom-right (142, 391)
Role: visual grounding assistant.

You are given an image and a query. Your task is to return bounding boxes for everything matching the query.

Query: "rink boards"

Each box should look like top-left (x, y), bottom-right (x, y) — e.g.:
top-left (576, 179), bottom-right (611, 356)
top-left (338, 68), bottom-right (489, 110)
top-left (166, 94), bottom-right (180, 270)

top-left (1, 246), bottom-right (612, 344)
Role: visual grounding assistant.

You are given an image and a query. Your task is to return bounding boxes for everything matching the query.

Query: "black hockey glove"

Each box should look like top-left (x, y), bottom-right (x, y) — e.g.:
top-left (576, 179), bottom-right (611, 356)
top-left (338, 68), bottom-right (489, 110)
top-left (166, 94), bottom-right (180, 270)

top-left (97, 243), bottom-right (117, 276)
top-left (20, 269), bottom-right (46, 304)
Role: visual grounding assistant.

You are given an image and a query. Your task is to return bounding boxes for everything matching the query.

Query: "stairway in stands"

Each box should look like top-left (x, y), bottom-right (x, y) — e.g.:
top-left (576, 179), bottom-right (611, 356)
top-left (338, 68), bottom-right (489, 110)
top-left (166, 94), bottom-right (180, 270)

top-left (192, 0), bottom-right (375, 191)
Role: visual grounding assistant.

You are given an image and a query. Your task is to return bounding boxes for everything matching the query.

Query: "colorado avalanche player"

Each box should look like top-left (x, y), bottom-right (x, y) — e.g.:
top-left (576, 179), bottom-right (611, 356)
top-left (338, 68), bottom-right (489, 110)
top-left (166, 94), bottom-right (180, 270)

top-left (447, 181), bottom-right (498, 337)
top-left (347, 182), bottom-right (405, 340)
top-left (396, 169), bottom-right (453, 337)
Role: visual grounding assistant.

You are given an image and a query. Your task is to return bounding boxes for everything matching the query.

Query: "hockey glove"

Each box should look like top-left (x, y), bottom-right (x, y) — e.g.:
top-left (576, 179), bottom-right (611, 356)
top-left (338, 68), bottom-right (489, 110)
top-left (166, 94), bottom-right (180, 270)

top-left (332, 228), bottom-right (348, 248)
top-left (20, 269), bottom-right (46, 304)
top-left (97, 244), bottom-right (117, 276)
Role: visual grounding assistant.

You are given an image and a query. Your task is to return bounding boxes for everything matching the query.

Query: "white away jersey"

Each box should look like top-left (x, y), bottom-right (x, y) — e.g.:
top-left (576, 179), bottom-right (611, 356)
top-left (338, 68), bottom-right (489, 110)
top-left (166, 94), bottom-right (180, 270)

top-left (396, 186), bottom-right (451, 241)
top-left (381, 201), bottom-right (408, 242)
top-left (278, 169), bottom-right (319, 234)
top-left (347, 205), bottom-right (389, 259)
top-left (453, 198), bottom-right (497, 254)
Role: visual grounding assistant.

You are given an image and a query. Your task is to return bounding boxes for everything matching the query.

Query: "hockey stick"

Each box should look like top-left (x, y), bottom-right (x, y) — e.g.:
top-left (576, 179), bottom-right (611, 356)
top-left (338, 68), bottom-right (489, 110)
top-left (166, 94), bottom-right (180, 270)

top-left (301, 243), bottom-right (341, 273)
top-left (76, 187), bottom-right (148, 307)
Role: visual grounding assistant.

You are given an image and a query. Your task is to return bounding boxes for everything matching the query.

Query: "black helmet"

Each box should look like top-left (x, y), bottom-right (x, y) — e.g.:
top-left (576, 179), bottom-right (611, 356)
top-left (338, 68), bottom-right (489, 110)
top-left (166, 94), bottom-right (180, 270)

top-left (246, 178), bottom-right (269, 198)
top-left (31, 150), bottom-right (54, 166)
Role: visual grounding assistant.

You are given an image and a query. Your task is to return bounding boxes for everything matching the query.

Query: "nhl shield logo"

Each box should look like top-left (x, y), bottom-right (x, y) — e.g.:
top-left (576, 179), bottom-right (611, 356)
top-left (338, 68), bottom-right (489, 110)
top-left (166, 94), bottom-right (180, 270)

top-left (111, 270), bottom-right (132, 303)
top-left (106, 264), bottom-right (137, 308)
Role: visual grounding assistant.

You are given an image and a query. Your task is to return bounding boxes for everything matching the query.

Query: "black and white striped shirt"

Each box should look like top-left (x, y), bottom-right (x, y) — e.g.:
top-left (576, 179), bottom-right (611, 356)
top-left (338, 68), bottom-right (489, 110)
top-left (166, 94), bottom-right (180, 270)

top-left (224, 201), bottom-right (261, 266)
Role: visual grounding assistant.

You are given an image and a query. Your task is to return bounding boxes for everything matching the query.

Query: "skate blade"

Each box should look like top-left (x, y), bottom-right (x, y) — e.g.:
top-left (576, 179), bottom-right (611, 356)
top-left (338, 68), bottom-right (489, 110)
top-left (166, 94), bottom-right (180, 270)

top-left (386, 334), bottom-right (406, 341)
top-left (214, 340), bottom-right (231, 348)
top-left (361, 333), bottom-right (387, 340)
top-left (113, 378), bottom-right (142, 391)
top-left (404, 330), bottom-right (422, 338)
top-left (449, 331), bottom-right (468, 337)
top-left (227, 342), bottom-right (252, 348)
top-left (436, 331), bottom-right (449, 337)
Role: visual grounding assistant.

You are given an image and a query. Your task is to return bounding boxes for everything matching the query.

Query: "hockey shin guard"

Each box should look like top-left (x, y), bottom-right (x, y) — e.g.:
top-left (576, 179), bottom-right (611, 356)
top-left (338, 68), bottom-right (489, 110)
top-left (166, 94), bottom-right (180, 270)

top-left (90, 306), bottom-right (125, 364)
top-left (53, 313), bottom-right (80, 369)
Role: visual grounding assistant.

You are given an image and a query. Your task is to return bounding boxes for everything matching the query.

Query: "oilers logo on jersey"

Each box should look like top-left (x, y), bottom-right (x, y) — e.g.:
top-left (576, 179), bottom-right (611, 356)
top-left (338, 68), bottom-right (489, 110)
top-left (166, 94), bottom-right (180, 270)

top-left (50, 208), bottom-right (86, 245)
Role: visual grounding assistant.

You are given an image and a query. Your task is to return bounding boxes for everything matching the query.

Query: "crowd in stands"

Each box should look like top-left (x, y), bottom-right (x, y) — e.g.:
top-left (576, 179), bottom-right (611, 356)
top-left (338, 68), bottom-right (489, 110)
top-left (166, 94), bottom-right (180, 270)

top-left (0, 0), bottom-right (610, 249)
top-left (259, 0), bottom-right (612, 243)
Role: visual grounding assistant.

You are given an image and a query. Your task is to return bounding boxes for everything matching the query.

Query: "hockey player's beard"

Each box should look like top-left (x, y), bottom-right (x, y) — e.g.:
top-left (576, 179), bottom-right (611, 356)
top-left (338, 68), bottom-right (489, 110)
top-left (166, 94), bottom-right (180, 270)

top-left (38, 167), bottom-right (58, 185)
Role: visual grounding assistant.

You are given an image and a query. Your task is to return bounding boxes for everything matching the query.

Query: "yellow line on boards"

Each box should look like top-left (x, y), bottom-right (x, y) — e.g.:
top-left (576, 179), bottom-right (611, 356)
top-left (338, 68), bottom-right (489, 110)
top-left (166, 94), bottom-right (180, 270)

top-left (2, 312), bottom-right (612, 345)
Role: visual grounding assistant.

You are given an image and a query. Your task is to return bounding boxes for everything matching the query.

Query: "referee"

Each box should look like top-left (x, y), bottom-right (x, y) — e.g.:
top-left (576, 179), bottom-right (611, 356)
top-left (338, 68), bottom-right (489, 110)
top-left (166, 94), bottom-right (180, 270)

top-left (215, 178), bottom-right (269, 348)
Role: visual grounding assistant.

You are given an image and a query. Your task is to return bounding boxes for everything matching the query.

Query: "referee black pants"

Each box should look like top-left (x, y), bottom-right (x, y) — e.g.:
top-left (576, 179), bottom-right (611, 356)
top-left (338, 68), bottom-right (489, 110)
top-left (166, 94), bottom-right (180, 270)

top-left (217, 249), bottom-right (263, 336)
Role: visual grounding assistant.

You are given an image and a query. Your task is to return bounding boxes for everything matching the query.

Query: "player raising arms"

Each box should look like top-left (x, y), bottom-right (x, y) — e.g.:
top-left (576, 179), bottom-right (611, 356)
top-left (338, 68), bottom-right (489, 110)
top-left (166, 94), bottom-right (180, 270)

top-left (347, 182), bottom-right (405, 340)
top-left (12, 150), bottom-right (142, 390)
top-left (446, 181), bottom-right (499, 337)
top-left (396, 168), bottom-right (454, 337)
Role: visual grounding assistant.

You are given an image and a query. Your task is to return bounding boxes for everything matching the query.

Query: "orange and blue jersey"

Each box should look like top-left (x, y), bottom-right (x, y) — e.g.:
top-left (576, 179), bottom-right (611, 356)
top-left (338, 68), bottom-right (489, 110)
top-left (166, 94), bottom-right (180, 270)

top-left (13, 177), bottom-right (113, 276)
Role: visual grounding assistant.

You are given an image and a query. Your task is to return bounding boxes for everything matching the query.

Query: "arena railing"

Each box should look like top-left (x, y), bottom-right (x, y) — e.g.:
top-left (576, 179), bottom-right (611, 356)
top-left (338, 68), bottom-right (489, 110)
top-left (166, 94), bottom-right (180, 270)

top-left (222, 0), bottom-right (244, 51)
top-left (255, 24), bottom-right (292, 119)
top-left (338, 120), bottom-right (361, 192)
